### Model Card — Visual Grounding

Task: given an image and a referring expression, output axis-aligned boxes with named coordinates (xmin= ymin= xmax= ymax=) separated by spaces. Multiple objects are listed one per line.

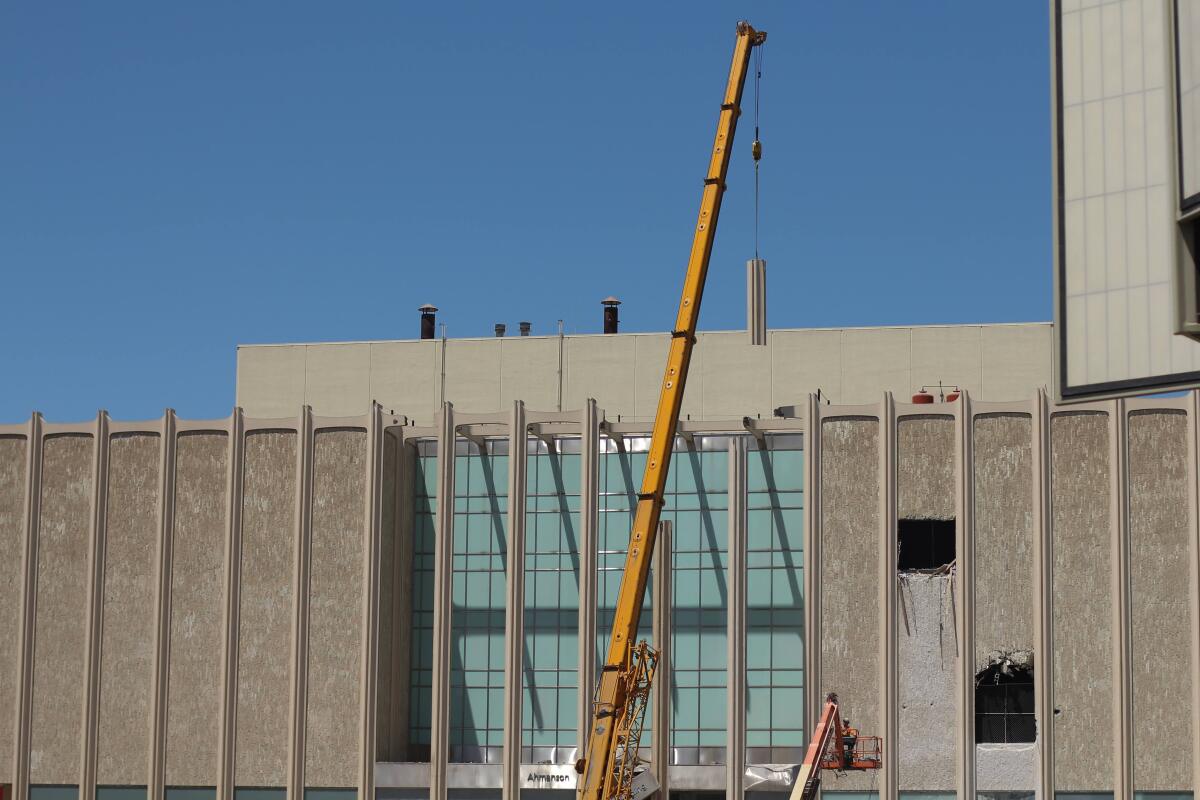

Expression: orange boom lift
xmin=789 ymin=693 xmax=882 ymax=800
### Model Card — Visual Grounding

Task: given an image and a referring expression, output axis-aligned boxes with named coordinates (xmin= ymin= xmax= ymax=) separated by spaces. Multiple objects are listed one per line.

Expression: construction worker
xmin=842 ymin=719 xmax=859 ymax=764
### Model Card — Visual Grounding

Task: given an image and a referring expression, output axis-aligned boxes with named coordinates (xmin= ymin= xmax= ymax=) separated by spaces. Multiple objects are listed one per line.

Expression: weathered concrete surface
xmin=97 ymin=433 xmax=160 ymax=783
xmin=305 ymin=429 xmax=367 ymax=786
xmin=897 ymin=415 xmax=955 ymax=520
xmin=1050 ymin=412 xmax=1112 ymax=790
xmin=30 ymin=434 xmax=93 ymax=782
xmin=165 ymin=432 xmax=228 ymax=785
xmin=1127 ymin=410 xmax=1192 ymax=790
xmin=235 ymin=431 xmax=297 ymax=786
xmin=976 ymin=742 xmax=1036 ymax=791
xmin=896 ymin=573 xmax=956 ymax=790
xmin=972 ymin=415 xmax=1034 ymax=674
xmin=972 ymin=414 xmax=1035 ymax=790
xmin=0 ymin=435 xmax=27 ymax=783
xmin=819 ymin=418 xmax=879 ymax=792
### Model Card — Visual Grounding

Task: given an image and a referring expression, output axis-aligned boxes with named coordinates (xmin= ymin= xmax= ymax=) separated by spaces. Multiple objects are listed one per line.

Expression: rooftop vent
xmin=419 ymin=304 xmax=438 ymax=340
xmin=519 ymin=321 xmax=531 ymax=336
xmin=602 ymin=296 xmax=621 ymax=334
xmin=495 ymin=323 xmax=506 ymax=337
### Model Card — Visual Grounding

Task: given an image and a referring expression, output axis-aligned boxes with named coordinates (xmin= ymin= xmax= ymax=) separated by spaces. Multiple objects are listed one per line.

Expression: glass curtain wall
xmin=449 ymin=439 xmax=509 ymax=763
xmin=745 ymin=435 xmax=805 ymax=764
xmin=522 ymin=437 xmax=581 ymax=764
xmin=665 ymin=437 xmax=729 ymax=766
xmin=407 ymin=441 xmax=438 ymax=760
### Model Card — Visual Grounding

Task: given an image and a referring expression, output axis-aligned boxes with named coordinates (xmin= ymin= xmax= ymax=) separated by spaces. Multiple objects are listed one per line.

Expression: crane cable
xmin=752 ymin=42 xmax=764 ymax=260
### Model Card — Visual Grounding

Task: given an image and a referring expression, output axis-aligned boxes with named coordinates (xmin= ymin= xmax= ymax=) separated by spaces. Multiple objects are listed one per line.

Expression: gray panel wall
xmin=305 ymin=429 xmax=368 ymax=787
xmin=165 ymin=432 xmax=229 ymax=786
xmin=30 ymin=434 xmax=94 ymax=783
xmin=818 ymin=418 xmax=879 ymax=792
xmin=235 ymin=431 xmax=298 ymax=787
xmin=896 ymin=416 xmax=955 ymax=790
xmin=96 ymin=433 xmax=161 ymax=784
xmin=0 ymin=435 xmax=27 ymax=784
xmin=1128 ymin=410 xmax=1193 ymax=791
xmin=1050 ymin=412 xmax=1113 ymax=790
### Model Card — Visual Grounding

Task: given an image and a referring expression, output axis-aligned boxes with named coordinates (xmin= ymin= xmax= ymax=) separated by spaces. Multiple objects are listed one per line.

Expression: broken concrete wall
xmin=896 ymin=415 xmax=956 ymax=789
xmin=819 ymin=417 xmax=879 ymax=792
xmin=1128 ymin=410 xmax=1193 ymax=791
xmin=897 ymin=573 xmax=956 ymax=790
xmin=1050 ymin=411 xmax=1112 ymax=791
xmin=972 ymin=414 xmax=1035 ymax=791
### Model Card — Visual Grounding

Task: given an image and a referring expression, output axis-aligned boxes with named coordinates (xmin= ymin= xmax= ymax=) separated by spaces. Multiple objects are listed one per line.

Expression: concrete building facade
xmin=0 ymin=322 xmax=1197 ymax=800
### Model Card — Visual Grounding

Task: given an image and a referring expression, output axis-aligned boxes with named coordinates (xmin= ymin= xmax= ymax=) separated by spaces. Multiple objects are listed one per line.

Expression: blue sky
xmin=1 ymin=3 xmax=1051 ymax=422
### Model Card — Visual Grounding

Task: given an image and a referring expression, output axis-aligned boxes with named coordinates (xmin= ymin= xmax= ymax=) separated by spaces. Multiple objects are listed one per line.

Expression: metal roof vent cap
xmin=602 ymin=296 xmax=621 ymax=334
xmin=419 ymin=304 xmax=438 ymax=340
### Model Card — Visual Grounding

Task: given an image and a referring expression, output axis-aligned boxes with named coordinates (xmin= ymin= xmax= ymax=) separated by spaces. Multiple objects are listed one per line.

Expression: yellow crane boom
xmin=575 ymin=21 xmax=766 ymax=800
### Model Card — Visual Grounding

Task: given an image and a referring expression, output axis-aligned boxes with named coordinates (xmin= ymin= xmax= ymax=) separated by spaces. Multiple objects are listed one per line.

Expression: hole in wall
xmin=898 ymin=518 xmax=955 ymax=571
xmin=975 ymin=661 xmax=1035 ymax=743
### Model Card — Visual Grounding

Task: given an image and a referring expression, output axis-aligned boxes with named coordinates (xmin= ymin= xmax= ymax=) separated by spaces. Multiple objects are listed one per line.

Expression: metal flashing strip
xmin=651 ymin=520 xmax=672 ymax=795
xmin=217 ymin=408 xmax=246 ymax=800
xmin=80 ymin=411 xmax=110 ymax=800
xmin=726 ymin=437 xmax=748 ymax=799
xmin=956 ymin=392 xmax=976 ymax=800
xmin=501 ymin=401 xmax=527 ymax=800
xmin=286 ymin=407 xmax=315 ymax=800
xmin=428 ymin=403 xmax=455 ymax=800
xmin=13 ymin=414 xmax=43 ymax=800
xmin=1110 ymin=400 xmax=1133 ymax=800
xmin=879 ymin=393 xmax=898 ymax=800
xmin=359 ymin=403 xmax=385 ymax=800
xmin=577 ymin=399 xmax=601 ymax=754
xmin=149 ymin=410 xmax=179 ymax=800
xmin=1032 ymin=389 xmax=1053 ymax=800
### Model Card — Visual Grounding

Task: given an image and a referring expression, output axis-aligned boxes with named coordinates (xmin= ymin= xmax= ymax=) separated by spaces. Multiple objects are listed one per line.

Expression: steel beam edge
xmin=501 ymin=401 xmax=527 ymax=800
xmin=802 ymin=393 xmax=821 ymax=800
xmin=651 ymin=520 xmax=672 ymax=795
xmin=287 ymin=406 xmax=316 ymax=800
xmin=1110 ymin=400 xmax=1133 ymax=800
xmin=359 ymin=402 xmax=386 ymax=800
xmin=148 ymin=410 xmax=178 ymax=800
xmin=577 ymin=399 xmax=601 ymax=758
xmin=429 ymin=403 xmax=455 ymax=800
xmin=13 ymin=413 xmax=44 ymax=800
xmin=1032 ymin=390 xmax=1054 ymax=800
xmin=879 ymin=393 xmax=898 ymax=800
xmin=217 ymin=408 xmax=247 ymax=800
xmin=955 ymin=392 xmax=976 ymax=800
xmin=80 ymin=411 xmax=110 ymax=800
xmin=726 ymin=436 xmax=748 ymax=799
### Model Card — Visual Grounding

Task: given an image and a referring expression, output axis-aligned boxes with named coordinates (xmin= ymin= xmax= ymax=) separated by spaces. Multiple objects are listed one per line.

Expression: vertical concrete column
xmin=359 ymin=403 xmax=386 ymax=800
xmin=878 ymin=394 xmax=898 ymax=800
xmin=287 ymin=407 xmax=315 ymax=800
xmin=429 ymin=403 xmax=456 ymax=800
xmin=577 ymin=400 xmax=601 ymax=753
xmin=726 ymin=437 xmax=747 ymax=799
xmin=1031 ymin=390 xmax=1053 ymax=800
xmin=1110 ymin=400 xmax=1133 ymax=800
xmin=218 ymin=408 xmax=247 ymax=800
xmin=1190 ymin=391 xmax=1200 ymax=796
xmin=802 ymin=395 xmax=821 ymax=749
xmin=502 ymin=402 xmax=528 ymax=800
xmin=13 ymin=413 xmax=44 ymax=800
xmin=651 ymin=521 xmax=672 ymax=795
xmin=954 ymin=393 xmax=976 ymax=800
xmin=149 ymin=410 xmax=179 ymax=800
xmin=746 ymin=259 xmax=767 ymax=346
xmin=80 ymin=411 xmax=111 ymax=800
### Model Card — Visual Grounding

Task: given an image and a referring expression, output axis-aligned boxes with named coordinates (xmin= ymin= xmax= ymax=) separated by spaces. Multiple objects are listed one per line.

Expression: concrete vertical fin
xmin=80 ymin=411 xmax=110 ymax=800
xmin=1110 ymin=400 xmax=1133 ymax=800
xmin=287 ymin=406 xmax=315 ymax=800
xmin=726 ymin=436 xmax=747 ymax=799
xmin=13 ymin=413 xmax=43 ymax=800
xmin=954 ymin=392 xmax=976 ymax=800
xmin=502 ymin=401 xmax=527 ymax=800
xmin=429 ymin=403 xmax=455 ymax=800
xmin=218 ymin=409 xmax=246 ymax=800
xmin=1032 ymin=390 xmax=1054 ymax=800
xmin=359 ymin=403 xmax=385 ymax=800
xmin=802 ymin=395 xmax=821 ymax=758
xmin=879 ymin=393 xmax=898 ymax=800
xmin=651 ymin=521 xmax=672 ymax=795
xmin=149 ymin=410 xmax=178 ymax=800
xmin=577 ymin=399 xmax=601 ymax=752
xmin=1190 ymin=390 xmax=1200 ymax=793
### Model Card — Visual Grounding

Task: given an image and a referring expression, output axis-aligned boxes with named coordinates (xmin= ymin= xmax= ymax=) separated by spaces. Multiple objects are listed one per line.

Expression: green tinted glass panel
xmin=96 ymin=790 xmax=146 ymax=800
xmin=31 ymin=788 xmax=79 ymax=800
xmin=165 ymin=790 xmax=216 ymax=800
xmin=407 ymin=445 xmax=438 ymax=750
xmin=304 ymin=791 xmax=356 ymax=800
